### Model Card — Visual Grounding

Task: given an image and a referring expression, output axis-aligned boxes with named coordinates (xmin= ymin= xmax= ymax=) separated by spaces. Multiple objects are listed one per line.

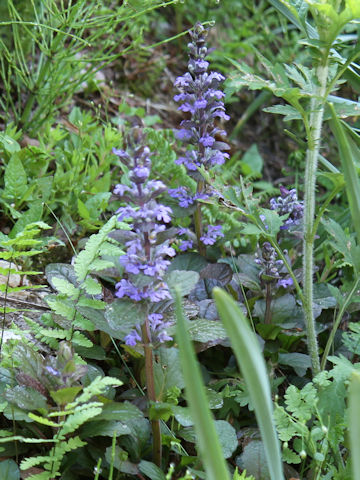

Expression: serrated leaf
xmin=77 ymin=297 xmax=104 ymax=309
xmin=28 ymin=413 xmax=61 ymax=427
xmin=45 ymin=296 xmax=76 ymax=322
xmin=74 ymin=216 xmax=117 ymax=282
xmin=88 ymin=258 xmax=115 ymax=271
xmin=263 ymin=104 xmax=302 ymax=121
xmin=51 ymin=277 xmax=79 ymax=298
xmin=282 ymin=447 xmax=301 ymax=464
xmin=71 ymin=331 xmax=93 ymax=347
xmin=68 ymin=376 xmax=122 ymax=408
xmin=4 ymin=155 xmax=27 ymax=199
xmin=82 ymin=275 xmax=102 ymax=295
xmin=50 ymin=387 xmax=82 ymax=406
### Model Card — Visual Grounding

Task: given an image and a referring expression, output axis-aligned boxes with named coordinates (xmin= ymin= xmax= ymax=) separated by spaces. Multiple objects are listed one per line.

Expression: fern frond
xmin=59 ymin=405 xmax=103 ymax=437
xmin=74 ymin=216 xmax=118 ymax=282
xmin=68 ymin=376 xmax=123 ymax=408
xmin=20 ymin=455 xmax=54 ymax=470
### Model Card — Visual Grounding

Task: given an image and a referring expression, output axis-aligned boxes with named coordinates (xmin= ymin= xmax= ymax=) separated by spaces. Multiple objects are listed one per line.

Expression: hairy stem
xmin=303 ymin=53 xmax=329 ymax=375
xmin=141 ymin=321 xmax=162 ymax=467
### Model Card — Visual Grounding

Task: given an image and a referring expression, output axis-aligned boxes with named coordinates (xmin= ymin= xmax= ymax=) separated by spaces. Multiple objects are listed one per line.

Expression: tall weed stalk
xmin=227 ymin=0 xmax=360 ymax=375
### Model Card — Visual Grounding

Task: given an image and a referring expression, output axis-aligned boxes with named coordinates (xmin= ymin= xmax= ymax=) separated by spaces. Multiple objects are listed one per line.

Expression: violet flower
xmin=270 ymin=186 xmax=304 ymax=229
xmin=200 ymin=225 xmax=224 ymax=245
xmin=113 ymin=133 xmax=176 ymax=346
xmin=125 ymin=313 xmax=173 ymax=347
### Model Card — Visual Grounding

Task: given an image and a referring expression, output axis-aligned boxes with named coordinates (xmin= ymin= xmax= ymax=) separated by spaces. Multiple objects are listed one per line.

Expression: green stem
xmin=303 ymin=53 xmax=330 ymax=375
xmin=141 ymin=321 xmax=162 ymax=467
xmin=264 ymin=283 xmax=272 ymax=324
xmin=320 ymin=277 xmax=360 ymax=370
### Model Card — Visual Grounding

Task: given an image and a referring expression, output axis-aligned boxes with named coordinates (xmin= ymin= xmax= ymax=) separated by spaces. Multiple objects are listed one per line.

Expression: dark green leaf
xmin=154 ymin=347 xmax=185 ymax=399
xmin=240 ymin=440 xmax=270 ymax=480
xmin=200 ymin=263 xmax=233 ymax=286
xmin=105 ymin=299 xmax=147 ymax=338
xmin=0 ymin=134 xmax=20 ymax=153
xmin=5 ymin=386 xmax=47 ymax=411
xmin=139 ymin=460 xmax=166 ymax=480
xmin=240 ymin=144 xmax=264 ymax=175
xmin=0 ymin=459 xmax=20 ymax=480
xmin=278 ymin=353 xmax=311 ymax=377
xmin=214 ymin=420 xmax=238 ymax=459
xmin=4 ymin=155 xmax=27 ymax=199
xmin=166 ymin=269 xmax=199 ymax=296
xmin=187 ymin=319 xmax=227 ymax=343
xmin=168 ymin=253 xmax=208 ymax=273
xmin=10 ymin=202 xmax=43 ymax=238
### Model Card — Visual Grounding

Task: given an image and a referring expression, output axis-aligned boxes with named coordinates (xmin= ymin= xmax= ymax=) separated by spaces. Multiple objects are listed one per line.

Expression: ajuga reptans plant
xmin=113 ymin=130 xmax=175 ymax=466
xmin=170 ymin=22 xmax=230 ymax=255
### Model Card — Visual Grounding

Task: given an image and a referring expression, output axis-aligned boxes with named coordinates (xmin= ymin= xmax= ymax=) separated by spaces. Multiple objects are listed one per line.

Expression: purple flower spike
xmin=113 ymin=131 xmax=175 ymax=345
xmin=255 ymin=242 xmax=284 ymax=281
xmin=172 ymin=23 xmax=229 ymax=249
xmin=173 ymin=22 xmax=230 ymax=175
xmin=270 ymin=187 xmax=304 ymax=229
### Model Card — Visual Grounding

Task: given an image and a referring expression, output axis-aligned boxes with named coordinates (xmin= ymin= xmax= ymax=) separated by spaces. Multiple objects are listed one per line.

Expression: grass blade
xmin=329 ymin=103 xmax=360 ymax=245
xmin=174 ymin=288 xmax=230 ymax=480
xmin=349 ymin=371 xmax=360 ymax=480
xmin=213 ymin=287 xmax=284 ymax=480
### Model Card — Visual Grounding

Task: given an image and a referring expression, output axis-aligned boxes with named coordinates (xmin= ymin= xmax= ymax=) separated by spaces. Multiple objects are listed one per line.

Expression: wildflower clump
xmin=113 ymin=131 xmax=175 ymax=346
xmin=170 ymin=22 xmax=230 ymax=252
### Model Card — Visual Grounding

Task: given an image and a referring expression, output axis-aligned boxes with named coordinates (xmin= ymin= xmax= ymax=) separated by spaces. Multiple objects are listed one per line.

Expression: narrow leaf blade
xmin=175 ymin=289 xmax=230 ymax=480
xmin=349 ymin=371 xmax=360 ymax=480
xmin=329 ymin=104 xmax=360 ymax=244
xmin=213 ymin=288 xmax=284 ymax=480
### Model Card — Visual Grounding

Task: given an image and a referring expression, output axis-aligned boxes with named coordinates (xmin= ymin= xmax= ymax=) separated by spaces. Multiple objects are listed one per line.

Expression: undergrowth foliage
xmin=1 ymin=3 xmax=360 ymax=480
